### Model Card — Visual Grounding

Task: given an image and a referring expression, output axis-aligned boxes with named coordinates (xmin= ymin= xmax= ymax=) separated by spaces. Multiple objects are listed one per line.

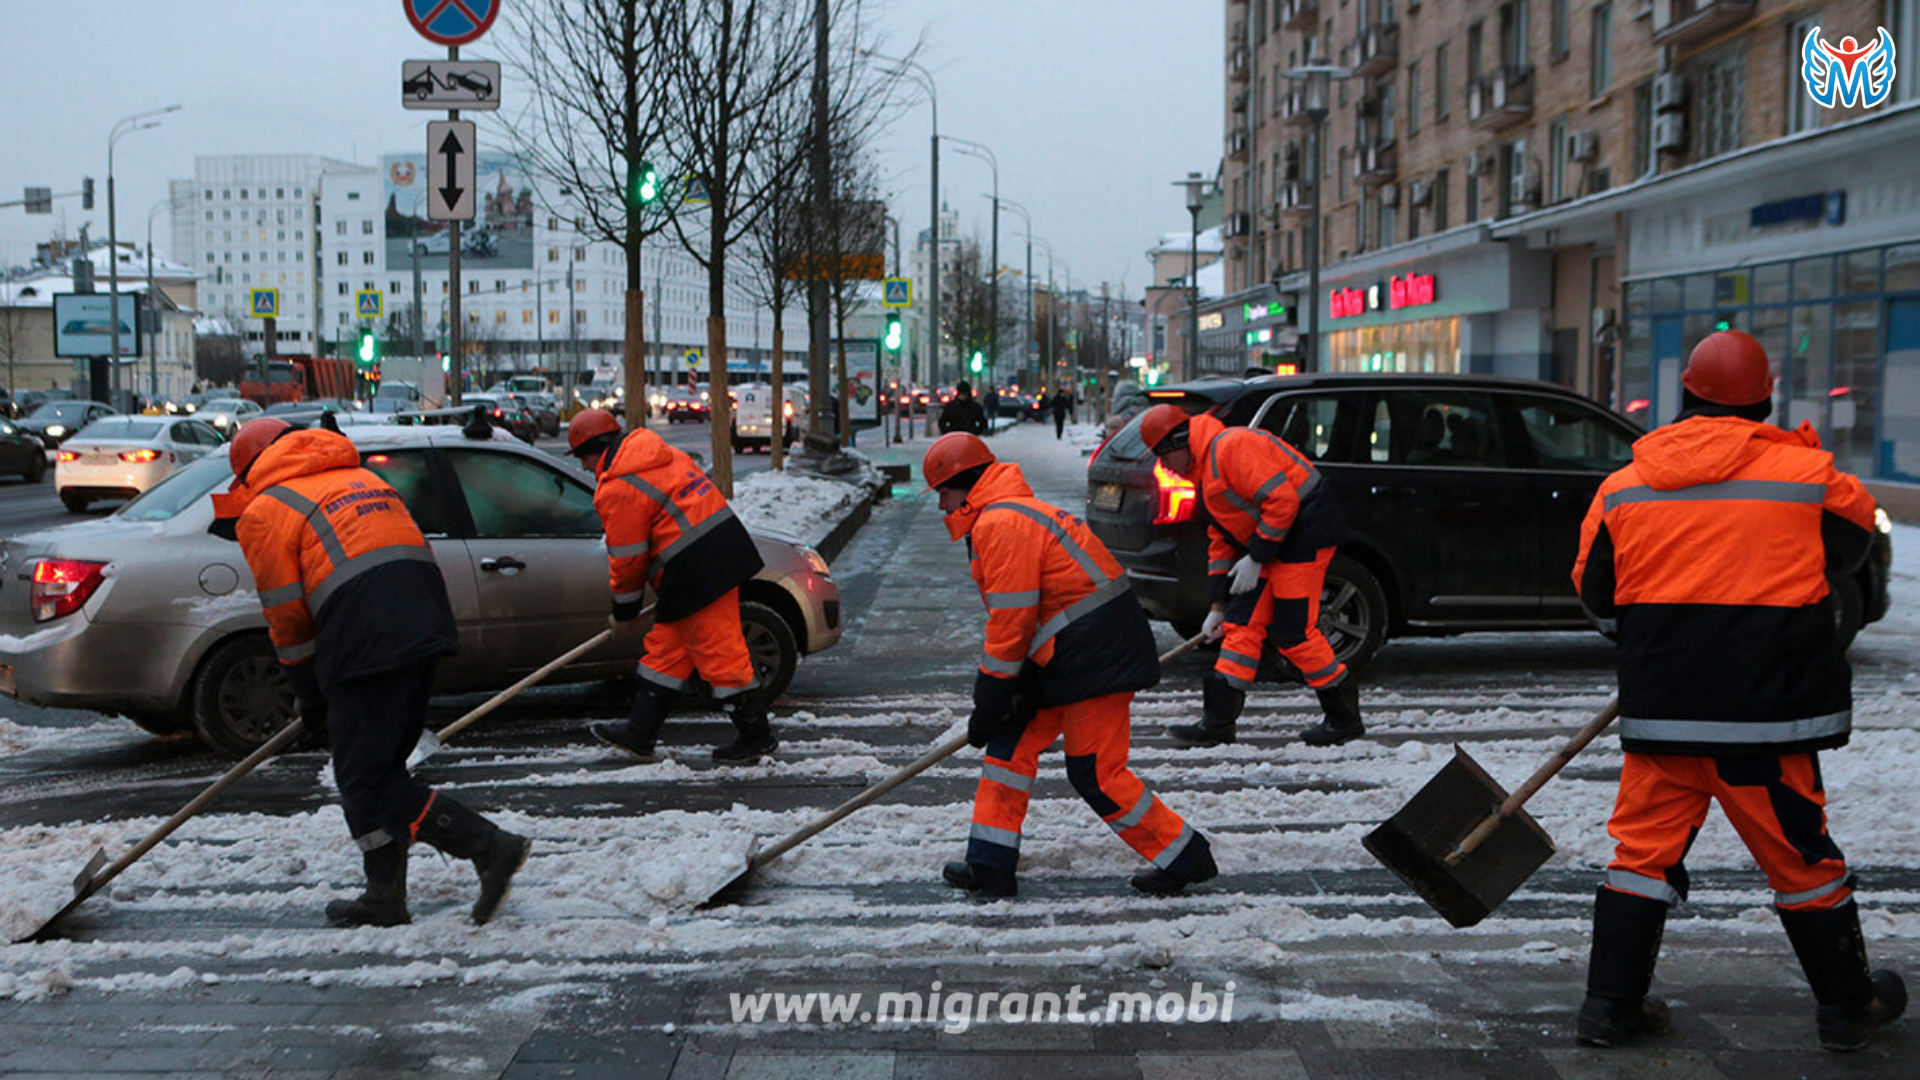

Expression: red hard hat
xmin=228 ymin=417 xmax=293 ymax=482
xmin=922 ymin=432 xmax=996 ymax=489
xmin=1683 ymin=330 xmax=1774 ymax=406
xmin=1138 ymin=403 xmax=1192 ymax=455
xmin=567 ymin=407 xmax=622 ymax=452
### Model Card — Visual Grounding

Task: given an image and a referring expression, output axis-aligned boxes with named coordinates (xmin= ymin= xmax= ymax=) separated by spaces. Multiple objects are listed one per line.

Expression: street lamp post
xmin=145 ymin=195 xmax=190 ymax=401
xmin=944 ymin=137 xmax=998 ymax=385
xmin=989 ymin=195 xmax=1034 ymax=389
xmin=1284 ymin=61 xmax=1351 ymax=373
xmin=1173 ymin=173 xmax=1210 ymax=381
xmin=869 ymin=53 xmax=939 ymax=388
xmin=107 ymin=105 xmax=180 ymax=406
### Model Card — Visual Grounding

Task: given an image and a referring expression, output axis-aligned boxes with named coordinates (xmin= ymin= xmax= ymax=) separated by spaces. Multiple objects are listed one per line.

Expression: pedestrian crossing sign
xmin=355 ymin=291 xmax=383 ymax=319
xmin=249 ymin=289 xmax=280 ymax=319
xmin=882 ymin=277 xmax=912 ymax=308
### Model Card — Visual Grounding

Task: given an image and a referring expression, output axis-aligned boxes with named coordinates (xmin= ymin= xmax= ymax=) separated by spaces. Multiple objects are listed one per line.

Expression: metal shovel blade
xmin=1362 ymin=745 xmax=1555 ymax=928
xmin=405 ymin=729 xmax=444 ymax=771
xmin=72 ymin=848 xmax=107 ymax=896
xmin=696 ymin=838 xmax=763 ymax=910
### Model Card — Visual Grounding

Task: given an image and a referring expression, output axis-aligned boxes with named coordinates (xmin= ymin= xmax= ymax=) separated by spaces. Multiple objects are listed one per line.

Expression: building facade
xmin=1219 ymin=0 xmax=1920 ymax=481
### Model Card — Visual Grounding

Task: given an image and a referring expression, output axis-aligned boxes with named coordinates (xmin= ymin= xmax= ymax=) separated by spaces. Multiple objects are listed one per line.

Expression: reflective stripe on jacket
xmin=231 ymin=429 xmax=445 ymax=670
xmin=946 ymin=462 xmax=1159 ymax=707
xmin=593 ymin=427 xmax=762 ymax=623
xmin=1188 ymin=413 xmax=1347 ymax=601
xmin=1573 ymin=415 xmax=1878 ymax=754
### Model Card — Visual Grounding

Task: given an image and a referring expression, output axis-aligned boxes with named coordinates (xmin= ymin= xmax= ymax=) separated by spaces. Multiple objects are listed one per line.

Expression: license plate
xmin=84 ymin=454 xmax=116 ymax=466
xmin=1092 ymin=483 xmax=1124 ymax=512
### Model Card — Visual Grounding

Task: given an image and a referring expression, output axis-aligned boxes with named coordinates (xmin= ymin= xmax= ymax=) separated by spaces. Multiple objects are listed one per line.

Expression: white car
xmin=731 ymin=383 xmax=806 ymax=452
xmin=54 ymin=415 xmax=226 ymax=513
xmin=196 ymin=398 xmax=264 ymax=436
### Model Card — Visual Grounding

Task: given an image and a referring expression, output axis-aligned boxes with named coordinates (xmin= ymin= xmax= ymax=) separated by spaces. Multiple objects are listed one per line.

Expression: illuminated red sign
xmin=1389 ymin=273 xmax=1437 ymax=310
xmin=1329 ymin=287 xmax=1367 ymax=319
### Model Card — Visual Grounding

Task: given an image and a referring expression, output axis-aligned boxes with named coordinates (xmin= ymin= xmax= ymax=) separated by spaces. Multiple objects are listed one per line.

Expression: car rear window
xmin=77 ymin=419 xmax=163 ymax=440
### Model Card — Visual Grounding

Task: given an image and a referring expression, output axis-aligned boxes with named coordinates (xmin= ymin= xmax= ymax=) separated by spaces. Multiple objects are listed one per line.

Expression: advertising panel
xmin=383 ymin=152 xmax=536 ymax=270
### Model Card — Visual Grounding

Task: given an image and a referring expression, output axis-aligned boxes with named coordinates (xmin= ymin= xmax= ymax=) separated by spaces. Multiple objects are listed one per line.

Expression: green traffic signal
xmin=969 ymin=350 xmax=984 ymax=374
xmin=632 ymin=160 xmax=659 ymax=205
xmin=356 ymin=331 xmax=379 ymax=366
xmin=883 ymin=314 xmax=903 ymax=353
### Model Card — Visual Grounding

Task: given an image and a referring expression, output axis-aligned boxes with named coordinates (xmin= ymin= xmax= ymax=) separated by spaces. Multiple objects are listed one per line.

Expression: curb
xmin=815 ymin=494 xmax=875 ymax=565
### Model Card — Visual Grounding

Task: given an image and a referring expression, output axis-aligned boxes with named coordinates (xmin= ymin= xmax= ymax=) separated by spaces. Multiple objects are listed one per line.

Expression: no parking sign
xmin=404 ymin=0 xmax=499 ymax=47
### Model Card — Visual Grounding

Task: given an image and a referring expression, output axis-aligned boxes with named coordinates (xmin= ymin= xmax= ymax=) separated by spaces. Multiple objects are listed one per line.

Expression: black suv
xmin=1085 ymin=373 xmax=1892 ymax=671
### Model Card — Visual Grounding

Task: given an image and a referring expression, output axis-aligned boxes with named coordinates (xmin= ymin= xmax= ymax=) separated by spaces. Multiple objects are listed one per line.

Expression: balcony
xmin=1229 ymin=43 xmax=1250 ymax=82
xmin=1227 ymin=128 xmax=1250 ymax=160
xmin=1280 ymin=87 xmax=1313 ymax=128
xmin=1651 ymin=0 xmax=1756 ymax=47
xmin=1351 ymin=23 xmax=1399 ymax=78
xmin=1281 ymin=0 xmax=1318 ymax=31
xmin=1354 ymin=140 xmax=1397 ymax=186
xmin=1278 ymin=181 xmax=1313 ymax=218
xmin=1468 ymin=67 xmax=1534 ymax=132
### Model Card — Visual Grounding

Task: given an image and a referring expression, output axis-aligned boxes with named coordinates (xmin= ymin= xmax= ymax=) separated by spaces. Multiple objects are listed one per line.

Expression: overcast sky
xmin=0 ymin=0 xmax=1222 ymax=296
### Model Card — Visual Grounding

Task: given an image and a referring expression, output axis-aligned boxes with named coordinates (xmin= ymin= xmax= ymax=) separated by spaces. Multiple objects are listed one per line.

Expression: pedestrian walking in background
xmin=1138 ymin=403 xmax=1361 ymax=747
xmin=214 ymin=418 xmax=531 ymax=928
xmin=1570 ymin=330 xmax=1904 ymax=1052
xmin=981 ymin=385 xmax=1001 ymax=434
xmin=1050 ymin=386 xmax=1073 ymax=440
xmin=567 ymin=409 xmax=778 ymax=764
xmin=924 ymin=433 xmax=1218 ymax=898
xmin=939 ymin=379 xmax=988 ymax=435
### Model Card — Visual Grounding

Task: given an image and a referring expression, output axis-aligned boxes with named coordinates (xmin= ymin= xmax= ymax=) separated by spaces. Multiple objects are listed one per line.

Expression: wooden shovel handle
xmin=429 ymin=624 xmax=625 ymax=747
xmin=1445 ymin=696 xmax=1620 ymax=865
xmin=1159 ymin=632 xmax=1209 ymax=665
xmin=748 ymin=731 xmax=972 ymax=871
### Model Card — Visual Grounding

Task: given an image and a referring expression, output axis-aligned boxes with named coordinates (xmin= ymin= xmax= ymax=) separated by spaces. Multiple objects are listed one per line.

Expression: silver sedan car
xmin=0 ymin=425 xmax=843 ymax=756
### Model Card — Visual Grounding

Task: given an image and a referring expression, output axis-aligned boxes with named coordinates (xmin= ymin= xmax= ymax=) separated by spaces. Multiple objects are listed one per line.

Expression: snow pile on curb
xmin=732 ymin=467 xmax=873 ymax=548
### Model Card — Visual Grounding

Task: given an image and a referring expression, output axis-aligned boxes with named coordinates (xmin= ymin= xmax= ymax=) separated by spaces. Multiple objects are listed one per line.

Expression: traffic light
xmin=631 ymin=160 xmax=659 ymax=206
xmin=81 ymin=177 xmax=95 ymax=211
xmin=969 ymin=350 xmax=984 ymax=374
xmin=883 ymin=313 xmax=903 ymax=353
xmin=356 ymin=330 xmax=380 ymax=368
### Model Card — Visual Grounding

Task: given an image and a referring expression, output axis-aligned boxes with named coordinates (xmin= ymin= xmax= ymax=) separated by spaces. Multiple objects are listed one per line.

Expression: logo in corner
xmin=1801 ymin=26 xmax=1898 ymax=110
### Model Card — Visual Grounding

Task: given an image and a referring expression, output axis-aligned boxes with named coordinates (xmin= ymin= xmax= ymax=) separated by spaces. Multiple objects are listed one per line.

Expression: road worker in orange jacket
xmin=566 ymin=409 xmax=774 ymax=763
xmin=214 ymin=418 xmax=531 ymax=928
xmin=1137 ymin=404 xmax=1361 ymax=747
xmin=1570 ymin=330 xmax=1903 ymax=1051
xmin=926 ymin=433 xmax=1217 ymax=897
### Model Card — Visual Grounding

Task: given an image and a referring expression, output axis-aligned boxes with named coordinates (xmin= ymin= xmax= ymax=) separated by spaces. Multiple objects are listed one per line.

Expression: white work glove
xmin=1228 ymin=554 xmax=1263 ymax=596
xmin=1201 ymin=608 xmax=1227 ymax=642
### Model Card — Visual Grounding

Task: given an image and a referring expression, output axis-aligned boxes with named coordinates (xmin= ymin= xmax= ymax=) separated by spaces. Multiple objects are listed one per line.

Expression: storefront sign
xmin=1389 ymin=272 xmax=1437 ymax=310
xmin=1198 ymin=311 xmax=1225 ymax=331
xmin=1749 ymin=191 xmax=1846 ymax=229
xmin=1331 ymin=273 xmax=1438 ymax=318
xmin=1243 ymin=300 xmax=1286 ymax=321
xmin=1329 ymin=287 xmax=1367 ymax=319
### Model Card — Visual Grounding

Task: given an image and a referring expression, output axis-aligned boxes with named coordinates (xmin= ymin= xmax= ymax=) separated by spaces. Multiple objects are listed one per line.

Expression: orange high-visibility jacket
xmin=1188 ymin=413 xmax=1346 ymax=601
xmin=1573 ymin=415 xmax=1878 ymax=755
xmin=948 ymin=462 xmax=1159 ymax=706
xmin=593 ymin=427 xmax=761 ymax=623
xmin=231 ymin=429 xmax=449 ymax=675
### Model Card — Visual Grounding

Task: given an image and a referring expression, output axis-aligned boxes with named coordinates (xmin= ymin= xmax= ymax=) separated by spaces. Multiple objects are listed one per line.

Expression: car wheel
xmin=1320 ymin=554 xmax=1389 ymax=672
xmin=739 ymin=599 xmax=798 ymax=704
xmin=191 ymin=635 xmax=299 ymax=758
xmin=60 ymin=491 xmax=89 ymax=513
xmin=24 ymin=454 xmax=46 ymax=482
xmin=1827 ymin=571 xmax=1864 ymax=652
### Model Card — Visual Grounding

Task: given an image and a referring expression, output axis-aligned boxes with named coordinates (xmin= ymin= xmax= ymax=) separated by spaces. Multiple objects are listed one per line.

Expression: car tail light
xmin=119 ymin=448 xmax=162 ymax=463
xmin=55 ymin=450 xmax=79 ymax=462
xmin=492 ymin=408 xmax=504 ymax=418
xmin=31 ymin=559 xmax=109 ymax=623
xmin=1151 ymin=461 xmax=1197 ymax=525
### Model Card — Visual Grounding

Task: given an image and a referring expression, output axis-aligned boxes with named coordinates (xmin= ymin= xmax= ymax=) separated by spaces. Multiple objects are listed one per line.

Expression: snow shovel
xmin=697 ymin=632 xmax=1210 ymax=907
xmin=21 ymin=716 xmax=310 ymax=943
xmin=1362 ymin=696 xmax=1620 ymax=929
xmin=407 ymin=622 xmax=632 ymax=769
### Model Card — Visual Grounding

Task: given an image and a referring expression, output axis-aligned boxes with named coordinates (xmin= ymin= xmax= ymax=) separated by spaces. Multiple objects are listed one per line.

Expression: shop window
xmin=1792 ymin=256 xmax=1833 ymax=302
xmin=1831 ymin=300 xmax=1880 ymax=474
xmin=1786 ymin=303 xmax=1831 ymax=432
xmin=1887 ymin=296 xmax=1920 ymax=480
xmin=1683 ymin=273 xmax=1714 ymax=312
xmin=1753 ymin=261 xmax=1791 ymax=306
xmin=1513 ymin=397 xmax=1635 ymax=472
xmin=1649 ymin=277 xmax=1683 ymax=311
xmin=1839 ymin=250 xmax=1881 ymax=296
xmin=1888 ymin=245 xmax=1920 ymax=292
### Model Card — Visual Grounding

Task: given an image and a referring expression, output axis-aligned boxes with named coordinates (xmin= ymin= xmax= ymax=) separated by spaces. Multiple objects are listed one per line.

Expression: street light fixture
xmin=943 ymin=136 xmax=999 ymax=385
xmin=1284 ymin=61 xmax=1351 ymax=373
xmin=106 ymin=105 xmax=181 ymax=406
xmin=987 ymin=194 xmax=1034 ymax=387
xmin=1173 ymin=172 xmax=1212 ymax=381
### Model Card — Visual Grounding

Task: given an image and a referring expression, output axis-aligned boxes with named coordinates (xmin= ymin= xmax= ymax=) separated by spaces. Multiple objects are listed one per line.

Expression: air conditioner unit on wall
xmin=1410 ymin=179 xmax=1432 ymax=207
xmin=1652 ymin=72 xmax=1687 ymax=113
xmin=1653 ymin=112 xmax=1686 ymax=152
xmin=1569 ymin=129 xmax=1600 ymax=162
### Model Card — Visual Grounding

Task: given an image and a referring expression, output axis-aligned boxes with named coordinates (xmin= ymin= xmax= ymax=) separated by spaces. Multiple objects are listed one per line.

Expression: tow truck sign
xmin=402 ymin=60 xmax=501 ymax=111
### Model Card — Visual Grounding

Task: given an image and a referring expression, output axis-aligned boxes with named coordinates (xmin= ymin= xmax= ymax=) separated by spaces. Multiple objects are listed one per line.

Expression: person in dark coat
xmin=938 ymin=380 xmax=988 ymax=435
xmin=1051 ymin=386 xmax=1074 ymax=439
xmin=981 ymin=385 xmax=1001 ymax=433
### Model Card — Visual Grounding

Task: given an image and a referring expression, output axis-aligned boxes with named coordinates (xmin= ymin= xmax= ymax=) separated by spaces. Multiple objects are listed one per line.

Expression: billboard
xmin=382 ymin=152 xmax=536 ymax=270
xmin=52 ymin=294 xmax=140 ymax=358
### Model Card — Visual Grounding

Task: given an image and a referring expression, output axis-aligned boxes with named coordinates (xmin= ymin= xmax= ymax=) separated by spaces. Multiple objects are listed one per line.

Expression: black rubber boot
xmin=325 ymin=841 xmax=411 ymax=928
xmin=1301 ymin=675 xmax=1365 ymax=746
xmin=1781 ymin=901 xmax=1909 ymax=1051
xmin=1576 ymin=887 xmax=1673 ymax=1047
xmin=713 ymin=698 xmax=778 ymax=763
xmin=1131 ymin=833 xmax=1219 ymax=896
xmin=943 ymin=860 xmax=1017 ymax=898
xmin=1169 ymin=673 xmax=1243 ymax=746
xmin=590 ymin=684 xmax=671 ymax=763
xmin=415 ymin=795 xmax=533 ymax=926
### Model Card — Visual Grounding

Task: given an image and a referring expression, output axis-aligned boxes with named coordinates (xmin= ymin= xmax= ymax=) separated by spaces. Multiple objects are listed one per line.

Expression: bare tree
xmin=196 ymin=313 xmax=248 ymax=387
xmin=939 ymin=241 xmax=996 ymax=378
xmin=498 ymin=0 xmax=675 ymax=430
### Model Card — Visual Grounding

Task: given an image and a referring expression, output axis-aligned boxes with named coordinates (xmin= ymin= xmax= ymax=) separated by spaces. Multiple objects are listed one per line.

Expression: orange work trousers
xmin=1216 ymin=546 xmax=1344 ymax=691
xmin=1604 ymin=751 xmax=1852 ymax=911
xmin=966 ymin=692 xmax=1199 ymax=874
xmin=636 ymin=587 xmax=757 ymax=700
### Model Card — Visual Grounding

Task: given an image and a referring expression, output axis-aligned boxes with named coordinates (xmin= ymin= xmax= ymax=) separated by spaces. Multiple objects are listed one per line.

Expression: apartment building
xmin=1218 ymin=0 xmax=1920 ymax=482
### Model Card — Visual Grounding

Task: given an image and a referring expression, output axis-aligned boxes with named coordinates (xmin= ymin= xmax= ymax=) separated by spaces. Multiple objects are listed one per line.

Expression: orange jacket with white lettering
xmin=1573 ymin=415 xmax=1877 ymax=755
xmin=591 ymin=427 xmax=763 ymax=623
xmin=229 ymin=429 xmax=455 ymax=684
xmin=946 ymin=462 xmax=1159 ymax=707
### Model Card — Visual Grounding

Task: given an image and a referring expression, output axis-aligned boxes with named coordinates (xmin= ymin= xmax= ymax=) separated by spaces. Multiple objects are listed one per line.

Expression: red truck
xmin=239 ymin=356 xmax=357 ymax=407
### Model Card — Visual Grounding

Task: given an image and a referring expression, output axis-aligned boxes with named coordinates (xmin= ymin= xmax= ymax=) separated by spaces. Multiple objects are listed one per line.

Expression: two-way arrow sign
xmin=426 ymin=119 xmax=476 ymax=222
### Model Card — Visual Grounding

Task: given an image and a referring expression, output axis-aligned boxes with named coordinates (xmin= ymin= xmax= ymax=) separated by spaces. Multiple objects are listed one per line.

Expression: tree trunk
xmin=769 ymin=321 xmax=786 ymax=470
xmin=835 ymin=311 xmax=850 ymax=448
xmin=624 ymin=288 xmax=647 ymax=429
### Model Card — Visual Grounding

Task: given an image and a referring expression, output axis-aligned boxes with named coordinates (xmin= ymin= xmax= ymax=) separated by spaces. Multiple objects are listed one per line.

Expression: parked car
xmin=1085 ymin=373 xmax=1893 ymax=673
xmin=464 ymin=393 xmax=538 ymax=442
xmin=196 ymin=397 xmax=265 ymax=436
xmin=18 ymin=400 xmax=119 ymax=449
xmin=0 ymin=425 xmax=844 ymax=757
xmin=521 ymin=392 xmax=563 ymax=437
xmin=264 ymin=397 xmax=357 ymax=419
xmin=54 ymin=415 xmax=226 ymax=512
xmin=0 ymin=417 xmax=47 ymax=482
xmin=664 ymin=386 xmax=710 ymax=423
